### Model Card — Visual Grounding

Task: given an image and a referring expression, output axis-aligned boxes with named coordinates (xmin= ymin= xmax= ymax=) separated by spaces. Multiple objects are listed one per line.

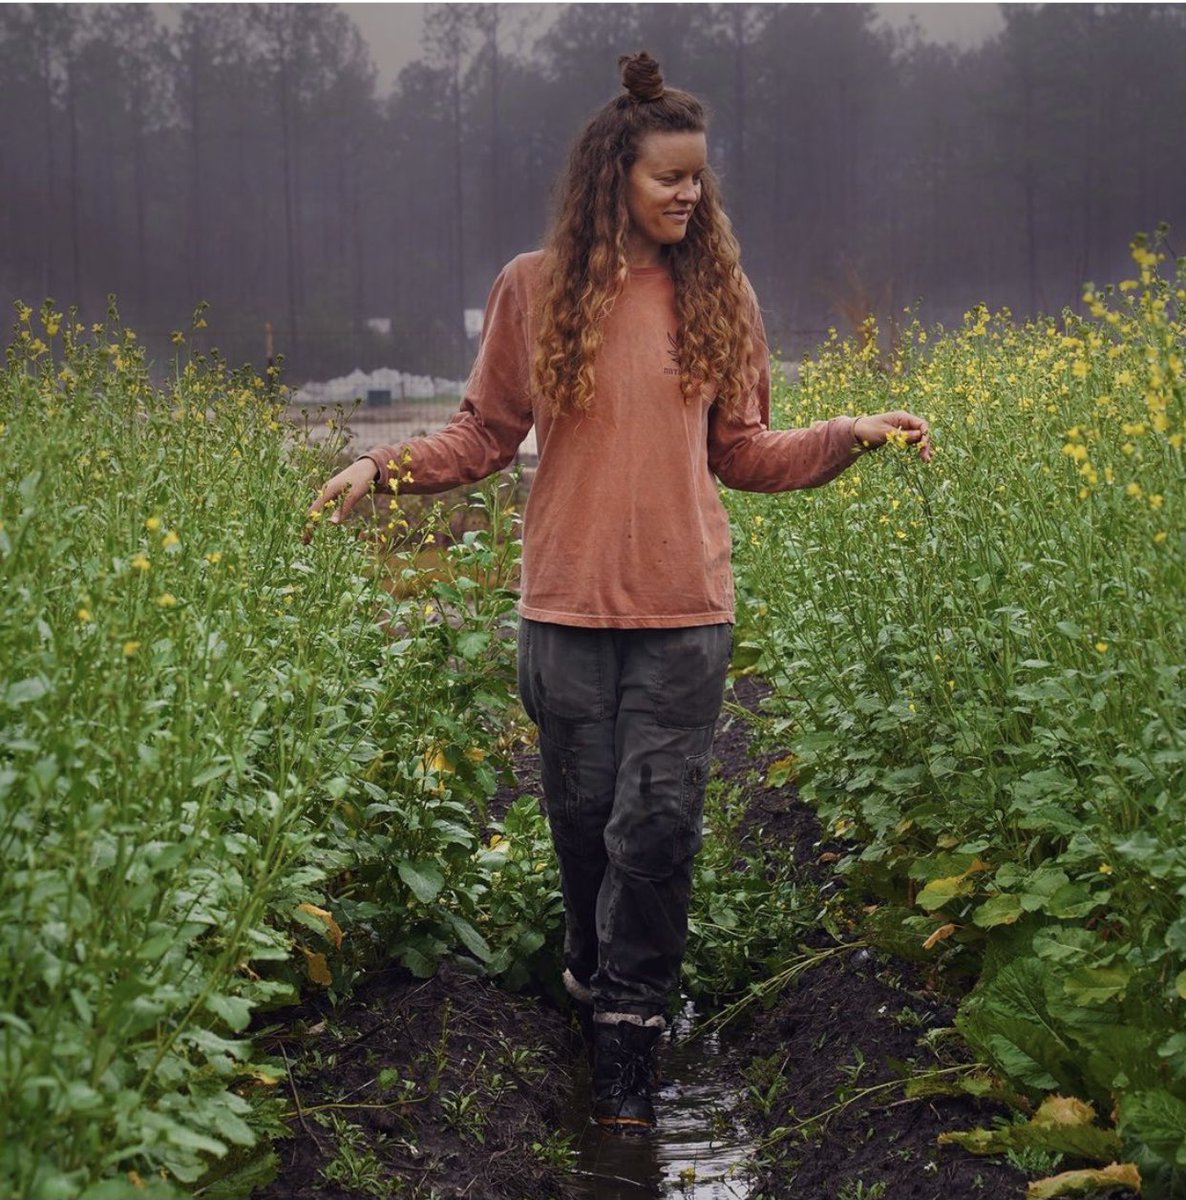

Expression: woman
xmin=310 ymin=51 xmax=930 ymax=1135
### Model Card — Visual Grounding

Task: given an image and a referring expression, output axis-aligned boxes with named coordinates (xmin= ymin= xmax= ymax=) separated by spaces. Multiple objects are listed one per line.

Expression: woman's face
xmin=623 ymin=130 xmax=707 ymax=267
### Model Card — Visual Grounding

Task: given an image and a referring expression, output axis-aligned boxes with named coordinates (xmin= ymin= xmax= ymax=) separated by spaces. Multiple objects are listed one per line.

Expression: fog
xmin=2 ymin=3 xmax=1182 ymax=381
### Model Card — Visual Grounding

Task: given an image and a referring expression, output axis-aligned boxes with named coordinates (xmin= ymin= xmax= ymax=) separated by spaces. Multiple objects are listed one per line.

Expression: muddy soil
xmin=256 ymin=967 xmax=579 ymax=1200
xmin=257 ymin=678 xmax=1074 ymax=1200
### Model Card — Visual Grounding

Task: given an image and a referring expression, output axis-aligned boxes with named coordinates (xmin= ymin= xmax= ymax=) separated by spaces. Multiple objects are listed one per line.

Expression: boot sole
xmin=593 ymin=1115 xmax=655 ymax=1136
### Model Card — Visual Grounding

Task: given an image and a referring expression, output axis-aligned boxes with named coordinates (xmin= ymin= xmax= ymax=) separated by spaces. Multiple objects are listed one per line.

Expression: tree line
xmin=1 ymin=3 xmax=1183 ymax=381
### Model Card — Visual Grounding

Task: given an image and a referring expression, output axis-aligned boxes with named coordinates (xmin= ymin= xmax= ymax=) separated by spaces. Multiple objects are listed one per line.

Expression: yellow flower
xmin=130 ymin=553 xmax=150 ymax=571
xmin=122 ymin=640 xmax=141 ymax=656
xmin=77 ymin=608 xmax=92 ymax=622
xmin=1154 ymin=531 xmax=1168 ymax=544
xmin=205 ymin=551 xmax=223 ymax=564
xmin=156 ymin=593 xmax=177 ymax=607
xmin=1149 ymin=494 xmax=1164 ymax=509
xmin=171 ymin=331 xmax=185 ymax=345
xmin=145 ymin=516 xmax=161 ymax=532
xmin=1125 ymin=482 xmax=1143 ymax=498
xmin=162 ymin=530 xmax=180 ymax=548
xmin=1095 ymin=641 xmax=1108 ymax=653
xmin=1098 ymin=863 xmax=1113 ymax=875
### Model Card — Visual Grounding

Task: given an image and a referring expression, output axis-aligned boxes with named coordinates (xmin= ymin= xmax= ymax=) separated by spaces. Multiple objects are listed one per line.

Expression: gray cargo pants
xmin=516 ymin=617 xmax=732 ymax=1017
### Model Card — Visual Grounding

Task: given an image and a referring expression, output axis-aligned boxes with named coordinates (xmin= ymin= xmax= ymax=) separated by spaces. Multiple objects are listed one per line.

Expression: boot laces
xmin=610 ymin=1047 xmax=652 ymax=1098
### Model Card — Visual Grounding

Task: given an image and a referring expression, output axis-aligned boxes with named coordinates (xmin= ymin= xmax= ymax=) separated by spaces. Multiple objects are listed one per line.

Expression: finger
xmin=332 ymin=478 xmax=371 ymax=524
xmin=308 ymin=478 xmax=343 ymax=518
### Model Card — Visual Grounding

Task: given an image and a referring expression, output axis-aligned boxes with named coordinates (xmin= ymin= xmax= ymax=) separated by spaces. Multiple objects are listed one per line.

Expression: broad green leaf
xmin=455 ymin=630 xmax=491 ymax=659
xmin=1063 ymin=966 xmax=1130 ymax=1006
xmin=445 ymin=911 xmax=493 ymax=962
xmin=399 ymin=944 xmax=437 ymax=978
xmin=165 ymin=1123 xmax=227 ymax=1155
xmin=398 ymin=860 xmax=445 ymax=904
xmin=973 ymin=893 xmax=1024 ymax=928
xmin=1119 ymin=1089 xmax=1186 ymax=1162
xmin=5 ymin=676 xmax=49 ymax=706
xmin=205 ymin=993 xmax=253 ymax=1032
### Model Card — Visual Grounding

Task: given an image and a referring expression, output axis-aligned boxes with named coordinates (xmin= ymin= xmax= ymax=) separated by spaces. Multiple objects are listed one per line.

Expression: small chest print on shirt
xmin=663 ymin=331 xmax=681 ymax=376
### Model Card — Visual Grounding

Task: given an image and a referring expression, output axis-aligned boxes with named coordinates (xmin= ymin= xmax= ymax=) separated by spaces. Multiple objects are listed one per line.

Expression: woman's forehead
xmin=634 ymin=130 xmax=707 ymax=170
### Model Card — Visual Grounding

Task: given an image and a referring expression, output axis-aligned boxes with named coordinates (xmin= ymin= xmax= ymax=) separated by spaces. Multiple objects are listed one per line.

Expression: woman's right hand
xmin=305 ymin=457 xmax=380 ymax=538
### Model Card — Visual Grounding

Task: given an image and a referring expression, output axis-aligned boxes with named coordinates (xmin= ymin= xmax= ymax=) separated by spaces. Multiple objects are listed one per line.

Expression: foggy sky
xmin=340 ymin=2 xmax=1008 ymax=90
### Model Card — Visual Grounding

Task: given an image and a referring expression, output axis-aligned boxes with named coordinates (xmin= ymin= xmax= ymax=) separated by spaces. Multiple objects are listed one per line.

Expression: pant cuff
xmin=594 ymin=1010 xmax=667 ymax=1029
xmin=563 ymin=968 xmax=594 ymax=1006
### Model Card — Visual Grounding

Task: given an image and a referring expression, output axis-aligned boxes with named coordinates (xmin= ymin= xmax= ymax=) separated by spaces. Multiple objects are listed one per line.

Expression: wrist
xmin=357 ymin=454 xmax=383 ymax=484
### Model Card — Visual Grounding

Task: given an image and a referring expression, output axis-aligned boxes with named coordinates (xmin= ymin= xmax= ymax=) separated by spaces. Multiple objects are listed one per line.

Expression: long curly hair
xmin=531 ymin=52 xmax=757 ymax=420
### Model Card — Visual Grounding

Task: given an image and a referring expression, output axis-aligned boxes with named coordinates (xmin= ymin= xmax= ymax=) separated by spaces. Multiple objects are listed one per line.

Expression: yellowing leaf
xmin=424 ymin=747 xmax=453 ymax=774
xmin=300 ymin=946 xmax=332 ymax=986
xmin=297 ymin=902 xmax=343 ymax=949
xmin=916 ymin=857 xmax=992 ymax=911
xmin=241 ymin=1064 xmax=282 ymax=1086
xmin=1034 ymin=1095 xmax=1098 ymax=1127
xmin=1026 ymin=1162 xmax=1140 ymax=1199
xmin=765 ymin=754 xmax=798 ymax=788
xmin=916 ymin=875 xmax=975 ymax=910
xmin=923 ymin=922 xmax=958 ymax=950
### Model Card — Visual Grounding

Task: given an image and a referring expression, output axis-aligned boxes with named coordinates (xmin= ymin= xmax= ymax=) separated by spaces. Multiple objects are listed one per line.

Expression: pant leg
xmin=592 ymin=624 xmax=733 ymax=1017
xmin=516 ymin=618 xmax=618 ymax=988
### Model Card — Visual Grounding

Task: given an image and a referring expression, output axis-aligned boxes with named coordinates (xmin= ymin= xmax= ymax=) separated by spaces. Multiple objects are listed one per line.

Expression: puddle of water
xmin=561 ymin=999 xmax=753 ymax=1200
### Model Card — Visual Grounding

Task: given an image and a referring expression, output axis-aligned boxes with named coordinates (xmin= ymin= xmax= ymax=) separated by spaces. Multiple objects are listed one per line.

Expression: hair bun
xmin=619 ymin=51 xmax=664 ymax=102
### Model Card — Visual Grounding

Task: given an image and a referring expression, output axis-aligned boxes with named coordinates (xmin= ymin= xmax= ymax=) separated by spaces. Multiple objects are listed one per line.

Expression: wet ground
xmin=258 ymin=679 xmax=1045 ymax=1200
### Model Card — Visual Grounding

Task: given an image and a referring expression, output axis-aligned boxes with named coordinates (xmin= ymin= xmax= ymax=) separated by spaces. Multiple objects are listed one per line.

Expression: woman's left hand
xmin=853 ymin=411 xmax=932 ymax=463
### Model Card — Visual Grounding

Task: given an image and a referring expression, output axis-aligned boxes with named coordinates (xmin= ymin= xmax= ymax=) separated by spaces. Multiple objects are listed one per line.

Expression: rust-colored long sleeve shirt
xmin=362 ymin=251 xmax=861 ymax=629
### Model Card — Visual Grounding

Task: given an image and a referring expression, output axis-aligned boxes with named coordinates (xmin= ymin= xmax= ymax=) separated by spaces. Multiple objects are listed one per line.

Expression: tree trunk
xmin=731 ymin=6 xmax=746 ymax=223
xmin=279 ymin=51 xmax=298 ymax=347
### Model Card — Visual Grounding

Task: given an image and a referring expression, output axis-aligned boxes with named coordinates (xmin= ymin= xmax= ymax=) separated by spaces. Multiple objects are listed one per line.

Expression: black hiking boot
xmin=591 ymin=1018 xmax=663 ymax=1135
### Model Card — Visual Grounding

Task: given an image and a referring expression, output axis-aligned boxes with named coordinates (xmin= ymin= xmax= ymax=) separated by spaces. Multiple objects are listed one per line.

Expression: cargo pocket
xmin=674 ymin=748 xmax=711 ymax=866
xmin=538 ymin=734 xmax=582 ymax=847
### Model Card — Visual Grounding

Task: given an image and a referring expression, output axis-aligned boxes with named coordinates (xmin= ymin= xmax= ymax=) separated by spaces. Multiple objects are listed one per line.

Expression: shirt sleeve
xmin=360 ymin=259 xmax=535 ymax=495
xmin=707 ymin=292 xmax=862 ymax=493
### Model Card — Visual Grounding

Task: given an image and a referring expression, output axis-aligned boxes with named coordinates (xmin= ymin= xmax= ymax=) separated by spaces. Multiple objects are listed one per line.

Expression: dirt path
xmin=257 ymin=680 xmax=1038 ymax=1200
